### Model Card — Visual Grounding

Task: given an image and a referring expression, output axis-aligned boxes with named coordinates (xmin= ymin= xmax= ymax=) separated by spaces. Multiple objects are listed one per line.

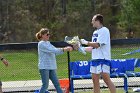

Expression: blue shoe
xmin=78 ymin=46 xmax=86 ymax=55
xmin=34 ymin=90 xmax=39 ymax=93
xmin=34 ymin=90 xmax=50 ymax=93
xmin=45 ymin=90 xmax=50 ymax=93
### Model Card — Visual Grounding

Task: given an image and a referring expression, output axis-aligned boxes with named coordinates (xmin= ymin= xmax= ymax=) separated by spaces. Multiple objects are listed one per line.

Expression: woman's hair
xmin=36 ymin=28 xmax=49 ymax=41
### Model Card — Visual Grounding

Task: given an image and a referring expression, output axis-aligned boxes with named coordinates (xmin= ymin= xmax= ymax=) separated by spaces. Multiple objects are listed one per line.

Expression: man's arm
xmin=80 ymin=39 xmax=100 ymax=48
xmin=0 ymin=56 xmax=9 ymax=67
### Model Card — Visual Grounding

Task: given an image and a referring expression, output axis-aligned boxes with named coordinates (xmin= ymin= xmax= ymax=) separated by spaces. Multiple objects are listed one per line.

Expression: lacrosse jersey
xmin=91 ymin=27 xmax=111 ymax=60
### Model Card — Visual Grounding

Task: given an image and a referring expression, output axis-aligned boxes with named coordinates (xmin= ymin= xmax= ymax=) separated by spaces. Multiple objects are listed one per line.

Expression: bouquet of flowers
xmin=64 ymin=36 xmax=86 ymax=55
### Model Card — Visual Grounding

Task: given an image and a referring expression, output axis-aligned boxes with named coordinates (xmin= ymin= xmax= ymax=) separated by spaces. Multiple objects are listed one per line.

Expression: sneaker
xmin=133 ymin=88 xmax=140 ymax=92
xmin=34 ymin=90 xmax=50 ymax=93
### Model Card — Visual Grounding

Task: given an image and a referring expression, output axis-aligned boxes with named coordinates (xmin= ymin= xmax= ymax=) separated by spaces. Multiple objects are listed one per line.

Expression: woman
xmin=36 ymin=28 xmax=72 ymax=93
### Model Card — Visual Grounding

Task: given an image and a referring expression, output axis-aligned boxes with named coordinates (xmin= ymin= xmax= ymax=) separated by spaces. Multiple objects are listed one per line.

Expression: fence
xmin=0 ymin=38 xmax=140 ymax=92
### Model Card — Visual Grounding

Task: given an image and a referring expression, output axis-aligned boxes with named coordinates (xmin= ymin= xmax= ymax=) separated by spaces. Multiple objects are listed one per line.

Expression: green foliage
xmin=119 ymin=0 xmax=134 ymax=29
xmin=1 ymin=0 xmax=140 ymax=43
xmin=118 ymin=0 xmax=140 ymax=38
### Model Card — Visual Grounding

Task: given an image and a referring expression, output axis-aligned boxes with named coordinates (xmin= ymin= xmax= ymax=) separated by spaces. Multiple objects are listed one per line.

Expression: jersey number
xmin=79 ymin=61 xmax=88 ymax=66
xmin=93 ymin=38 xmax=97 ymax=42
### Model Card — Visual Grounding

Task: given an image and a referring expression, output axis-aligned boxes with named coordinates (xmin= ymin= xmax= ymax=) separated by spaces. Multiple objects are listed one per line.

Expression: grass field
xmin=0 ymin=46 xmax=140 ymax=92
xmin=0 ymin=46 xmax=140 ymax=81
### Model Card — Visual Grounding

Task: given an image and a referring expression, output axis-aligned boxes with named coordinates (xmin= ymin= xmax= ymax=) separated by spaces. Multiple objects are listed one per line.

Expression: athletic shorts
xmin=90 ymin=59 xmax=110 ymax=74
xmin=0 ymin=81 xmax=2 ymax=86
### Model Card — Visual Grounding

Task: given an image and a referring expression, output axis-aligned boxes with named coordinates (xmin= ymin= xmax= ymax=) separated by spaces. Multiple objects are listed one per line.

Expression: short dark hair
xmin=95 ymin=14 xmax=103 ymax=24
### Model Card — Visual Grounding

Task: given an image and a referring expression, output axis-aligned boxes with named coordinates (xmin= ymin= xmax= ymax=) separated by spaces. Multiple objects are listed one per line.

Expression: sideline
xmin=2 ymin=77 xmax=140 ymax=92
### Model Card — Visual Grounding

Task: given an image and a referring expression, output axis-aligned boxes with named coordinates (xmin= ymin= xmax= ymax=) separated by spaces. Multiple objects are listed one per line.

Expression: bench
xmin=69 ymin=58 xmax=140 ymax=93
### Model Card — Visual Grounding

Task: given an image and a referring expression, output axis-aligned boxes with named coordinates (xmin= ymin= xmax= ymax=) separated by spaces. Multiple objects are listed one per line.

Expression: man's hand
xmin=2 ymin=59 xmax=9 ymax=67
xmin=80 ymin=39 xmax=88 ymax=45
xmin=72 ymin=43 xmax=79 ymax=50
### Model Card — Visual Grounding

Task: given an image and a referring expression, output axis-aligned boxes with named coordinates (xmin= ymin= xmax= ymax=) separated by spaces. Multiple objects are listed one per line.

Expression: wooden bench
xmin=69 ymin=58 xmax=140 ymax=93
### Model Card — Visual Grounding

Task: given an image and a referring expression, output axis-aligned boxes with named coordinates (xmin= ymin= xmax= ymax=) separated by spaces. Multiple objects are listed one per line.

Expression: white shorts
xmin=90 ymin=64 xmax=110 ymax=74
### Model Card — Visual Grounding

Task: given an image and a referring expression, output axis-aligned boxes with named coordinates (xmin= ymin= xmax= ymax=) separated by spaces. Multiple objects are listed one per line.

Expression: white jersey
xmin=91 ymin=27 xmax=111 ymax=60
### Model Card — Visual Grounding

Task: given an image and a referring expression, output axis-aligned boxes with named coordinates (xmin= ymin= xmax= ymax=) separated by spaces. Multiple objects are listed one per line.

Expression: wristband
xmin=1 ymin=57 xmax=4 ymax=61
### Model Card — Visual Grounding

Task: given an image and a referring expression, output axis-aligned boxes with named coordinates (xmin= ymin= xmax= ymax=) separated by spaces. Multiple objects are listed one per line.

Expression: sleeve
xmin=38 ymin=42 xmax=64 ymax=55
xmin=97 ymin=28 xmax=110 ymax=46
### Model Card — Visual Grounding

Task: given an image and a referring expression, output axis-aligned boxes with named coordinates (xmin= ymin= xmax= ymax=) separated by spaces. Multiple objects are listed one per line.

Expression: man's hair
xmin=95 ymin=14 xmax=103 ymax=24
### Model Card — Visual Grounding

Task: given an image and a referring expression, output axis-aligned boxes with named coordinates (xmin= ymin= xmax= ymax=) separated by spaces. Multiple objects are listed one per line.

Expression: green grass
xmin=0 ymin=50 xmax=39 ymax=81
xmin=0 ymin=46 xmax=140 ymax=81
xmin=111 ymin=47 xmax=140 ymax=59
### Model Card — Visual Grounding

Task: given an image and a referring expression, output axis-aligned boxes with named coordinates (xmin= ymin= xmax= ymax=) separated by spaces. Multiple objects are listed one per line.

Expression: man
xmin=80 ymin=14 xmax=116 ymax=93
xmin=0 ymin=33 xmax=9 ymax=93
xmin=0 ymin=56 xmax=9 ymax=93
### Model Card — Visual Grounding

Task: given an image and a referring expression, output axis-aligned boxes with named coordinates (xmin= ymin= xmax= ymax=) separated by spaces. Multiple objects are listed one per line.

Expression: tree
xmin=118 ymin=0 xmax=140 ymax=38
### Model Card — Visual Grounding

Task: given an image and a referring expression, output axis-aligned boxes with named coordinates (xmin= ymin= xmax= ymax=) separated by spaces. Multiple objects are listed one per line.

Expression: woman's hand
xmin=63 ymin=46 xmax=73 ymax=52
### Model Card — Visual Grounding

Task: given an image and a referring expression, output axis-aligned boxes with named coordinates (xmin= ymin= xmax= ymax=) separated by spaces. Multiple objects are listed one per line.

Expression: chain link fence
xmin=0 ymin=39 xmax=140 ymax=92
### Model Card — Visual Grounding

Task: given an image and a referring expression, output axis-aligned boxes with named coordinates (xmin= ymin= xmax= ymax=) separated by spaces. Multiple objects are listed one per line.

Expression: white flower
xmin=64 ymin=36 xmax=86 ymax=55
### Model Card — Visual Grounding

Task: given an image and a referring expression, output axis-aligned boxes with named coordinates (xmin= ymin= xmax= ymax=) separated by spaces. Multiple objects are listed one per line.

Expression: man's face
xmin=91 ymin=16 xmax=98 ymax=28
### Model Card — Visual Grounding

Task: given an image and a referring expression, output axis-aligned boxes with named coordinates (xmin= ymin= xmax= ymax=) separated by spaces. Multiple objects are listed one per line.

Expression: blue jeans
xmin=39 ymin=69 xmax=63 ymax=93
